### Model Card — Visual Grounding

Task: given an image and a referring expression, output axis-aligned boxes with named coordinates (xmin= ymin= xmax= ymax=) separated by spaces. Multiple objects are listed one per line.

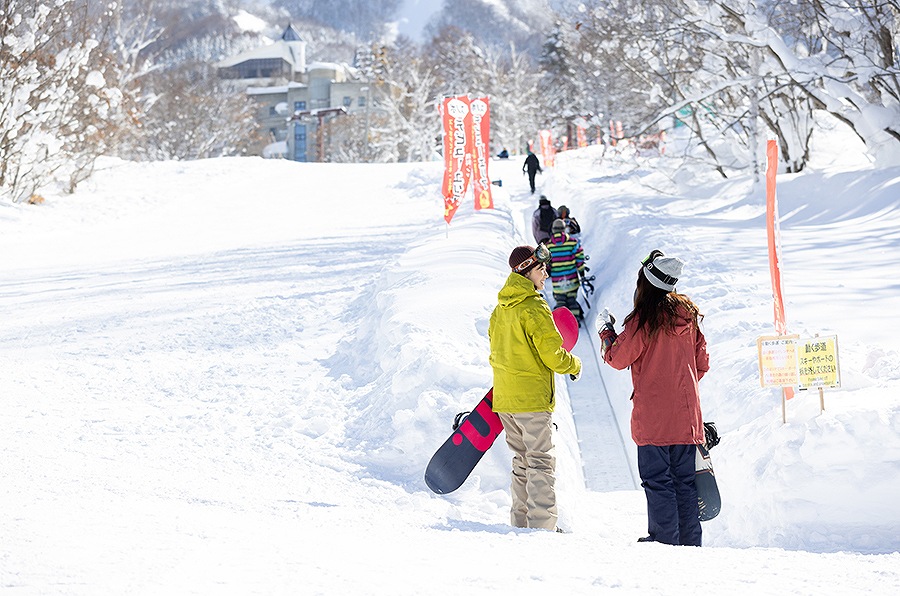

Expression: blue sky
xmin=395 ymin=0 xmax=443 ymax=40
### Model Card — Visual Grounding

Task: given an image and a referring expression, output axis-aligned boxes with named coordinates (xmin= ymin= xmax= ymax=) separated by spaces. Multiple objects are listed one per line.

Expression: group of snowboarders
xmin=485 ymin=185 xmax=710 ymax=544
xmin=531 ymin=196 xmax=589 ymax=322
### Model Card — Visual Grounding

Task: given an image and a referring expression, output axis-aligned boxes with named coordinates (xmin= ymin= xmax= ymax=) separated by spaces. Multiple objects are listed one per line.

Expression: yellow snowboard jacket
xmin=488 ymin=272 xmax=582 ymax=413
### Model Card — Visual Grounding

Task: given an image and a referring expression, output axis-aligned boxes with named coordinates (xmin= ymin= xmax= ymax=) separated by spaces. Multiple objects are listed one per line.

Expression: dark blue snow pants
xmin=637 ymin=444 xmax=702 ymax=546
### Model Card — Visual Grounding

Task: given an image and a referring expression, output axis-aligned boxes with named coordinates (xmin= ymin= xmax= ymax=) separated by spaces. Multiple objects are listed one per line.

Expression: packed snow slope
xmin=1 ymin=136 xmax=899 ymax=594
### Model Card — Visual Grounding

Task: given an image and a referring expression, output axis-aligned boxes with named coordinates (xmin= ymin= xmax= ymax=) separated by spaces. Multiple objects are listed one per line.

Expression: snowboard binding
xmin=452 ymin=411 xmax=470 ymax=431
xmin=703 ymin=422 xmax=720 ymax=450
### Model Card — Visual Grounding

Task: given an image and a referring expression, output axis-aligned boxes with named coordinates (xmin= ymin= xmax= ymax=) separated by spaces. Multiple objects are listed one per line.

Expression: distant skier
xmin=497 ymin=147 xmax=509 ymax=159
xmin=546 ymin=219 xmax=588 ymax=321
xmin=489 ymin=244 xmax=582 ymax=531
xmin=523 ymin=151 xmax=542 ymax=193
xmin=531 ymin=195 xmax=558 ymax=245
xmin=598 ymin=250 xmax=709 ymax=546
xmin=557 ymin=205 xmax=582 ymax=238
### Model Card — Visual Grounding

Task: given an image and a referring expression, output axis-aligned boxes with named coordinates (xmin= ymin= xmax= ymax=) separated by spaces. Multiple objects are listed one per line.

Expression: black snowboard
xmin=695 ymin=444 xmax=721 ymax=521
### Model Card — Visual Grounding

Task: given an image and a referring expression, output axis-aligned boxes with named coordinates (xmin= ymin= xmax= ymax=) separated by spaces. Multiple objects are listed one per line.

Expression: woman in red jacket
xmin=599 ymin=250 xmax=709 ymax=546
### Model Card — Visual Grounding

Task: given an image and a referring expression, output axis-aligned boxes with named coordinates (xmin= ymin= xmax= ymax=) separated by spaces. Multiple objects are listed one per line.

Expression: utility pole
xmin=361 ymin=86 xmax=371 ymax=162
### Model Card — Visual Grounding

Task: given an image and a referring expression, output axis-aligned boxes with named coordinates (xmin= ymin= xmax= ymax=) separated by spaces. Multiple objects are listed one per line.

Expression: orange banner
xmin=766 ymin=139 xmax=787 ymax=335
xmin=766 ymin=140 xmax=794 ymax=400
xmin=539 ymin=129 xmax=554 ymax=167
xmin=469 ymin=97 xmax=493 ymax=210
xmin=440 ymin=97 xmax=472 ymax=224
xmin=609 ymin=120 xmax=624 ymax=146
xmin=577 ymin=126 xmax=587 ymax=148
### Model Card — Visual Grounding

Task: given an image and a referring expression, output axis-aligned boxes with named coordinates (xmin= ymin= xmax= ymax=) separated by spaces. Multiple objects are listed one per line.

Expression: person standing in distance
xmin=598 ymin=250 xmax=709 ymax=546
xmin=523 ymin=151 xmax=542 ymax=194
xmin=489 ymin=244 xmax=582 ymax=531
xmin=531 ymin=195 xmax=558 ymax=245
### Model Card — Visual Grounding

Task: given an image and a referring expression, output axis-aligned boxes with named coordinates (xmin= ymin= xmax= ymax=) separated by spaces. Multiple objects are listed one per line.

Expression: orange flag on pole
xmin=440 ymin=96 xmax=473 ymax=224
xmin=469 ymin=97 xmax=493 ymax=211
xmin=766 ymin=139 xmax=795 ymax=402
xmin=766 ymin=140 xmax=787 ymax=335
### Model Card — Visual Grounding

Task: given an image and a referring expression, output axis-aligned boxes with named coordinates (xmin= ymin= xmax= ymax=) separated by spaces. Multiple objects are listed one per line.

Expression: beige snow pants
xmin=497 ymin=411 xmax=557 ymax=531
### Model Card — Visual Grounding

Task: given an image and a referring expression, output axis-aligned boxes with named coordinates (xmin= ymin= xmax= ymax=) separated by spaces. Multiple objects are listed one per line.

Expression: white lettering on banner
xmin=448 ymin=98 xmax=470 ymax=205
xmin=452 ymin=116 xmax=467 ymax=199
xmin=447 ymin=98 xmax=468 ymax=120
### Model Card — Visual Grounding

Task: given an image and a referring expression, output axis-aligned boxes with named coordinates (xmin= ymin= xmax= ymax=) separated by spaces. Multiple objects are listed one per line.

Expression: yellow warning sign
xmin=797 ymin=335 xmax=840 ymax=389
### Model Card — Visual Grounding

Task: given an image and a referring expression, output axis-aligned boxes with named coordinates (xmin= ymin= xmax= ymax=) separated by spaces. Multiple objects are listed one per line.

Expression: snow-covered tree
xmin=367 ymin=39 xmax=440 ymax=163
xmin=0 ymin=0 xmax=126 ymax=202
xmin=571 ymin=0 xmax=900 ymax=175
xmin=539 ymin=21 xmax=586 ymax=135
xmin=568 ymin=1 xmax=679 ymax=137
xmin=105 ymin=0 xmax=263 ymax=161
xmin=484 ymin=43 xmax=543 ymax=154
xmin=127 ymin=62 xmax=260 ymax=161
xmin=425 ymin=26 xmax=490 ymax=97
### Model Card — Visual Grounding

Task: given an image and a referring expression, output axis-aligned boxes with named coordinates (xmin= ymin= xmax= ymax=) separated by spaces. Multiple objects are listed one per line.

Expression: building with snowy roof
xmin=216 ymin=24 xmax=369 ymax=162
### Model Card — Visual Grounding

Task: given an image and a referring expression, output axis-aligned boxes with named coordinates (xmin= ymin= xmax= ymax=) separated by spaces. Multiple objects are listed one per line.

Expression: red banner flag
xmin=440 ymin=96 xmax=472 ymax=224
xmin=469 ymin=97 xmax=494 ymax=210
xmin=577 ymin=126 xmax=587 ymax=148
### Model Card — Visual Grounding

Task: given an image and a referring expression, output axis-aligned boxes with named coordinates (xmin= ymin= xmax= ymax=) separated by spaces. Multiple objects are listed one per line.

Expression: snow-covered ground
xmin=2 ymin=127 xmax=899 ymax=594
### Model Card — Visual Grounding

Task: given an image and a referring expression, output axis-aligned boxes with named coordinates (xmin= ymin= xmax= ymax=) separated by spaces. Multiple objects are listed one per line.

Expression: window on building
xmin=342 ymin=96 xmax=352 ymax=107
xmin=358 ymin=96 xmax=366 ymax=107
xmin=294 ymin=101 xmax=307 ymax=111
xmin=269 ymin=106 xmax=278 ymax=116
xmin=294 ymin=123 xmax=308 ymax=162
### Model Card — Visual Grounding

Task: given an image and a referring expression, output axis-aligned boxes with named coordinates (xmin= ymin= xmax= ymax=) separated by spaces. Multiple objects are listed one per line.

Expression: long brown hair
xmin=624 ymin=268 xmax=703 ymax=337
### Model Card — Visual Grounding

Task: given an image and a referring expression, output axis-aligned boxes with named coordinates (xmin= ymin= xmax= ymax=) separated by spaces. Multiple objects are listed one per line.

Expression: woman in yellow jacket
xmin=489 ymin=244 xmax=582 ymax=531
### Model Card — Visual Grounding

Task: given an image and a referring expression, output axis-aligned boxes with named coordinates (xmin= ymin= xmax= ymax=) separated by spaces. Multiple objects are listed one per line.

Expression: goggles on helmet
xmin=641 ymin=249 xmax=677 ymax=287
xmin=641 ymin=249 xmax=665 ymax=267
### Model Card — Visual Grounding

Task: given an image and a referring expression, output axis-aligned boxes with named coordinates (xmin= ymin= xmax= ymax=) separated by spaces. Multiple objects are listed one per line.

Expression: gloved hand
xmin=597 ymin=308 xmax=618 ymax=356
xmin=569 ymin=358 xmax=582 ymax=382
xmin=595 ymin=308 xmax=616 ymax=335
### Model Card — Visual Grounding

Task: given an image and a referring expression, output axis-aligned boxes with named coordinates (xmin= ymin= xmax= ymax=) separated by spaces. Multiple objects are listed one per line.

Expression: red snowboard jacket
xmin=603 ymin=307 xmax=709 ymax=446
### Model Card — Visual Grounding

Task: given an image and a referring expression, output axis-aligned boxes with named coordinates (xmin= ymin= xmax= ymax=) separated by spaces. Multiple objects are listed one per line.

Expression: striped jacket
xmin=547 ymin=232 xmax=586 ymax=293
